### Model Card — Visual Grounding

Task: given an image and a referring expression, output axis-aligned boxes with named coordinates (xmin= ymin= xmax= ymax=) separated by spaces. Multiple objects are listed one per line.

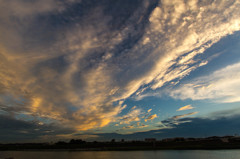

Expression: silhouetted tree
xmin=55 ymin=141 xmax=67 ymax=145
xmin=69 ymin=139 xmax=86 ymax=144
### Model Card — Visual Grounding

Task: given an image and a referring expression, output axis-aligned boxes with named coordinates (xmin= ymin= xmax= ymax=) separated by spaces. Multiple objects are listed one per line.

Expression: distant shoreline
xmin=1 ymin=136 xmax=240 ymax=151
xmin=1 ymin=147 xmax=240 ymax=151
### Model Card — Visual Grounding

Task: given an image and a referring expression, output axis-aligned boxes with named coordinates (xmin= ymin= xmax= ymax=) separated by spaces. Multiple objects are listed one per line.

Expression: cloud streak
xmin=170 ymin=62 xmax=240 ymax=103
xmin=177 ymin=105 xmax=194 ymax=111
xmin=145 ymin=114 xmax=158 ymax=122
xmin=171 ymin=112 xmax=198 ymax=120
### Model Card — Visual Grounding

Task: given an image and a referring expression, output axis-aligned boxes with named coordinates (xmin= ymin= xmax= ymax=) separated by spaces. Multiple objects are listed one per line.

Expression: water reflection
xmin=1 ymin=150 xmax=240 ymax=159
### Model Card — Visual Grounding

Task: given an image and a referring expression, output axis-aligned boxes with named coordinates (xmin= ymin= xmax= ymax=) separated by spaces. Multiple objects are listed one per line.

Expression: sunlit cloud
xmin=131 ymin=106 xmax=137 ymax=110
xmin=147 ymin=109 xmax=152 ymax=113
xmin=0 ymin=0 xmax=239 ymax=139
xmin=177 ymin=105 xmax=194 ymax=111
xmin=145 ymin=114 xmax=158 ymax=122
xmin=119 ymin=109 xmax=142 ymax=125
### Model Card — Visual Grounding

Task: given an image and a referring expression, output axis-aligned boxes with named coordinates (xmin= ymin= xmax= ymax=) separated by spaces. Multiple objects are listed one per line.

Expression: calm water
xmin=0 ymin=150 xmax=240 ymax=159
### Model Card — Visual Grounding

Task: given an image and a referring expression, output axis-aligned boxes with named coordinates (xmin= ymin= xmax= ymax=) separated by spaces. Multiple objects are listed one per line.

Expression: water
xmin=0 ymin=150 xmax=240 ymax=159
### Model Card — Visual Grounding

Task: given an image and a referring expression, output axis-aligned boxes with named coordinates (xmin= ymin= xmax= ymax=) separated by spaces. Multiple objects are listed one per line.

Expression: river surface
xmin=0 ymin=150 xmax=240 ymax=159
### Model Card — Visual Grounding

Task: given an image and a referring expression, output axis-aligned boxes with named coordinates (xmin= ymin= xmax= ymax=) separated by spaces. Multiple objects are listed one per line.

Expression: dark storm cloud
xmin=0 ymin=115 xmax=74 ymax=143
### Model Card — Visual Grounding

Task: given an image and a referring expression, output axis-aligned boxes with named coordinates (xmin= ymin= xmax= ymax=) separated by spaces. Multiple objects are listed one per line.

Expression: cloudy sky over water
xmin=0 ymin=0 xmax=240 ymax=142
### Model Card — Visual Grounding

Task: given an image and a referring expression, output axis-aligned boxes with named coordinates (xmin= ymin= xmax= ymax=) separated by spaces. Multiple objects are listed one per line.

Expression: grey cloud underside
xmin=0 ymin=115 xmax=74 ymax=142
xmin=96 ymin=110 xmax=240 ymax=140
xmin=0 ymin=0 xmax=239 ymax=135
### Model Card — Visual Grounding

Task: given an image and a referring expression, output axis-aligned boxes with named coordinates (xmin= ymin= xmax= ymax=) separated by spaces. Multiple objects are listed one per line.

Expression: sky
xmin=0 ymin=0 xmax=240 ymax=143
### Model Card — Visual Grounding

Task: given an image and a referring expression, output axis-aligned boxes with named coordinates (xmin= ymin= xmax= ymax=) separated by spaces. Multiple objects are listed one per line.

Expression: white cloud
xmin=133 ymin=0 xmax=240 ymax=100
xmin=170 ymin=62 xmax=240 ymax=103
xmin=148 ymin=0 xmax=240 ymax=89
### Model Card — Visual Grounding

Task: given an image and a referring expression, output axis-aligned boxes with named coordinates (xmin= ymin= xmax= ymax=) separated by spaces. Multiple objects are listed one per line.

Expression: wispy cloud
xmin=171 ymin=112 xmax=198 ymax=120
xmin=0 ymin=0 xmax=239 ymax=137
xmin=122 ymin=124 xmax=148 ymax=130
xmin=177 ymin=105 xmax=194 ymax=111
xmin=118 ymin=109 xmax=142 ymax=125
xmin=159 ymin=112 xmax=198 ymax=129
xmin=145 ymin=114 xmax=158 ymax=122
xmin=170 ymin=62 xmax=240 ymax=103
xmin=147 ymin=109 xmax=152 ymax=113
xmin=131 ymin=106 xmax=137 ymax=110
xmin=96 ymin=112 xmax=240 ymax=140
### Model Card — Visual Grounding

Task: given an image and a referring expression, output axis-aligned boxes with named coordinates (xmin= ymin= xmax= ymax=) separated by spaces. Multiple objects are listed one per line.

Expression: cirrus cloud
xmin=0 ymin=0 xmax=239 ymax=137
xmin=177 ymin=105 xmax=194 ymax=111
xmin=170 ymin=62 xmax=240 ymax=103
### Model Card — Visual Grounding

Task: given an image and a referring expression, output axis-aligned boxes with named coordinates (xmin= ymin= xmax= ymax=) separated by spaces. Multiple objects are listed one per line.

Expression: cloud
xmin=96 ymin=109 xmax=240 ymax=140
xmin=133 ymin=0 xmax=240 ymax=100
xmin=131 ymin=106 xmax=137 ymax=110
xmin=143 ymin=0 xmax=240 ymax=91
xmin=119 ymin=109 xmax=142 ymax=125
xmin=157 ymin=111 xmax=199 ymax=130
xmin=177 ymin=105 xmax=194 ymax=111
xmin=145 ymin=114 xmax=158 ymax=122
xmin=122 ymin=125 xmax=135 ymax=130
xmin=158 ymin=116 xmax=240 ymax=138
xmin=0 ymin=114 xmax=74 ymax=143
xmin=205 ymin=108 xmax=240 ymax=120
xmin=157 ymin=109 xmax=240 ymax=138
xmin=0 ymin=0 xmax=239 ymax=139
xmin=171 ymin=112 xmax=198 ymax=120
xmin=0 ymin=0 xmax=62 ymax=19
xmin=96 ymin=114 xmax=240 ymax=140
xmin=122 ymin=123 xmax=148 ymax=130
xmin=170 ymin=62 xmax=240 ymax=103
